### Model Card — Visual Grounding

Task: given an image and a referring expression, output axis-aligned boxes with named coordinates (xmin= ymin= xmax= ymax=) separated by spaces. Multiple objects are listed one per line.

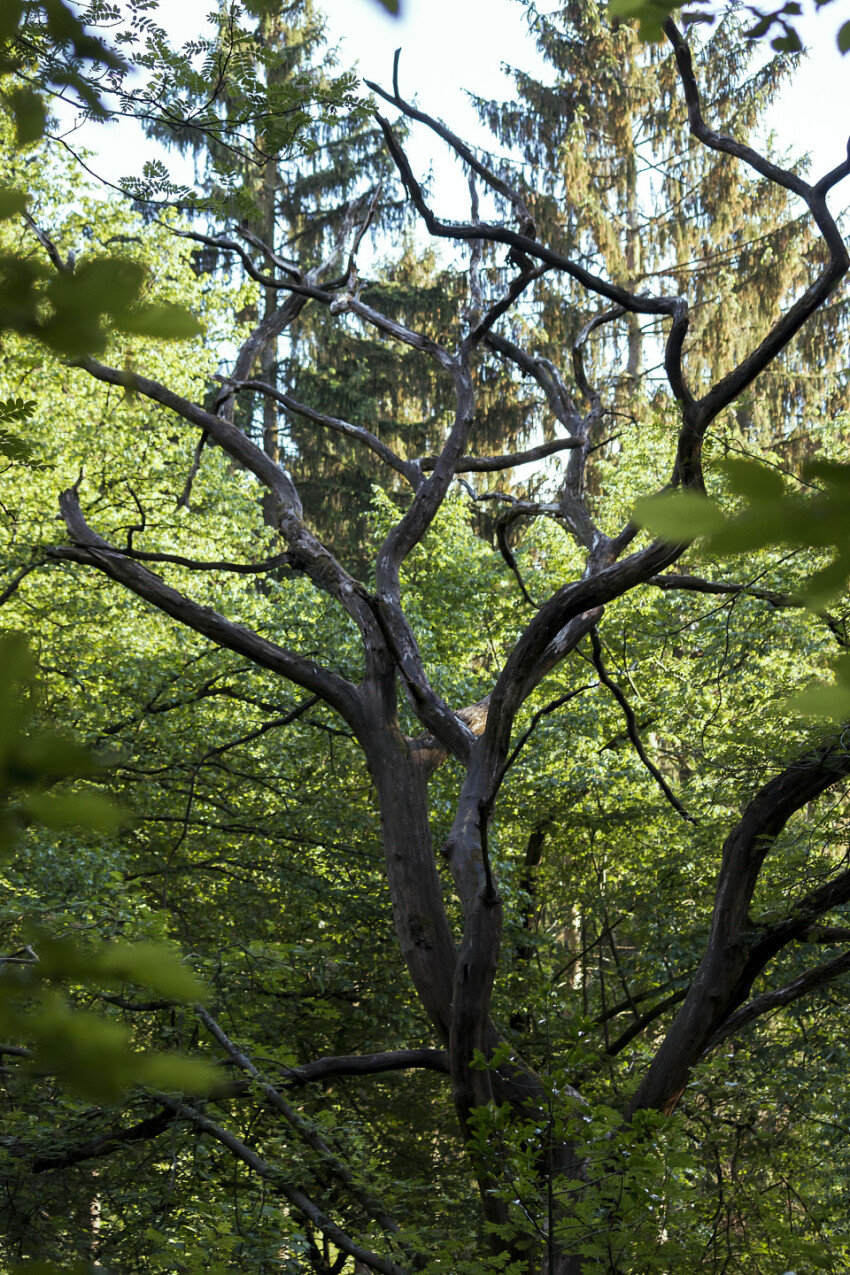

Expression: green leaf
xmin=632 ymin=490 xmax=727 ymax=540
xmin=608 ymin=0 xmax=680 ymax=41
xmin=0 ymin=188 xmax=27 ymax=219
xmin=772 ymin=30 xmax=803 ymax=52
xmin=787 ymin=651 xmax=850 ymax=717
xmin=704 ymin=506 xmax=791 ymax=555
xmin=119 ymin=304 xmax=202 ymax=340
xmin=36 ymin=937 xmax=207 ymax=1002
xmin=95 ymin=942 xmax=207 ymax=1001
xmin=0 ymin=0 xmax=24 ymax=43
xmin=804 ymin=457 xmax=850 ymax=491
xmin=0 ymin=428 xmax=36 ymax=463
xmin=136 ymin=1053 xmax=217 ymax=1093
xmin=719 ymin=457 xmax=785 ymax=501
xmin=798 ymin=551 xmax=850 ymax=607
xmin=789 ymin=683 xmax=850 ymax=718
xmin=23 ymin=790 xmax=123 ymax=832
xmin=838 ymin=19 xmax=850 ymax=52
xmin=7 ymin=88 xmax=47 ymax=146
xmin=0 ymin=395 xmax=37 ymax=424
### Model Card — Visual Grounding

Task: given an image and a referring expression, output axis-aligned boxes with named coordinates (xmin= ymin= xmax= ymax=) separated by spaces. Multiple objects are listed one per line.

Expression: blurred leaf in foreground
xmin=0 ymin=633 xmax=213 ymax=1100
xmin=634 ymin=457 xmax=850 ymax=607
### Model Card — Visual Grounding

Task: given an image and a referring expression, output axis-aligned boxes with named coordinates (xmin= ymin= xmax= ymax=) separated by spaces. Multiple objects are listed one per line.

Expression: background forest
xmin=2 ymin=1 xmax=850 ymax=1272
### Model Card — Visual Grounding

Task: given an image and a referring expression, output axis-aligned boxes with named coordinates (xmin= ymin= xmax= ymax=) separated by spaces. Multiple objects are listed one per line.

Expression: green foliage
xmin=0 ymin=632 xmax=117 ymax=862
xmin=0 ymin=395 xmax=38 ymax=464
xmin=11 ymin=1264 xmax=99 ymax=1275
xmin=465 ymin=1090 xmax=701 ymax=1272
xmin=0 ymin=248 xmax=203 ymax=356
xmin=607 ymin=0 xmax=682 ymax=42
xmin=1 ymin=3 xmax=849 ymax=1272
xmin=635 ymin=455 xmax=850 ymax=605
xmin=791 ymin=651 xmax=850 ymax=717
xmin=0 ymin=4 xmax=189 ymax=360
xmin=0 ymin=0 xmax=123 ymax=134
xmin=480 ymin=0 xmax=849 ymax=449
xmin=608 ymin=0 xmax=850 ymax=53
xmin=110 ymin=2 xmax=369 ymax=218
xmin=0 ymin=633 xmax=214 ymax=1101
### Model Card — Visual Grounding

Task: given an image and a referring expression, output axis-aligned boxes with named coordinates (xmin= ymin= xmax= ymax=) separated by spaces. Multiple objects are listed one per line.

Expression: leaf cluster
xmin=608 ymin=0 xmax=850 ymax=54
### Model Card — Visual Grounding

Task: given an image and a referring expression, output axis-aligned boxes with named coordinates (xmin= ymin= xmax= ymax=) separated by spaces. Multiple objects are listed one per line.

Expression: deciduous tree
xmin=3 ymin=5 xmax=850 ymax=1273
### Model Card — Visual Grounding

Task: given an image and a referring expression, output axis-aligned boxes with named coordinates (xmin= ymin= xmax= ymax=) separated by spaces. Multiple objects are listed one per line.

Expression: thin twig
xmin=589 ymin=629 xmax=696 ymax=824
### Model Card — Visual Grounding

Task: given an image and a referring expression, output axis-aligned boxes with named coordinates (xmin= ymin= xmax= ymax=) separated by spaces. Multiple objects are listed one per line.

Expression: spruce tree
xmin=142 ymin=2 xmax=547 ymax=569
xmin=139 ymin=0 xmax=395 ymax=555
xmin=478 ymin=1 xmax=850 ymax=443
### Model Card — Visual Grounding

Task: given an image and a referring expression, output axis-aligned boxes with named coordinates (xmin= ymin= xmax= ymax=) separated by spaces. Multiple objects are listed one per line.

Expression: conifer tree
xmin=146 ymin=2 xmax=546 ymax=568
xmin=479 ymin=1 xmax=850 ymax=443
xmin=139 ymin=0 xmax=394 ymax=552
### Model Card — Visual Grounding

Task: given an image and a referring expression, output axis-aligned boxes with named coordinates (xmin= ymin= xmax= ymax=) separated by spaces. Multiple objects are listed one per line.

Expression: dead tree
xmin=39 ymin=21 xmax=850 ymax=1274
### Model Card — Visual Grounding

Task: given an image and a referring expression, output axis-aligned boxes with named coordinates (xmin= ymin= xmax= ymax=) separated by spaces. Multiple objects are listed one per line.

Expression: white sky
xmin=323 ymin=0 xmax=849 ymax=181
xmin=57 ymin=1 xmax=850 ymax=222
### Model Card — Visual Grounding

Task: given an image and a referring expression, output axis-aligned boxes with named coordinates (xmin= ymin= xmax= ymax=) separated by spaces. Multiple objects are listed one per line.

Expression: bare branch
xmin=419 ymin=437 xmax=581 ymax=473
xmin=161 ymin=1098 xmax=412 ymax=1275
xmin=177 ymin=429 xmax=207 ymax=510
xmin=109 ymin=547 xmax=293 ymax=575
xmin=604 ymin=989 xmax=690 ymax=1060
xmin=70 ymin=357 xmax=383 ymax=648
xmin=371 ymin=110 xmax=692 ymax=432
xmin=557 ymin=309 xmax=631 ymax=551
xmin=0 ymin=559 xmax=46 ymax=606
xmin=196 ymin=1008 xmax=417 ymax=1250
xmin=279 ymin=1049 xmax=449 ymax=1085
xmin=74 ymin=355 xmax=302 ymax=516
xmin=162 ymin=224 xmax=315 ymax=293
xmin=225 ymin=378 xmax=422 ymax=488
xmin=502 ymin=685 xmax=596 ymax=779
xmin=366 ymin=56 xmax=536 ymax=236
xmin=630 ymin=735 xmax=850 ymax=1116
xmin=460 ymin=263 xmax=547 ymax=358
xmin=484 ymin=331 xmax=583 ymax=434
xmin=664 ymin=19 xmax=850 ymax=435
xmin=22 ymin=212 xmax=69 ymax=272
xmin=347 ymin=293 xmax=457 ymax=370
xmin=801 ymin=925 xmax=850 ymax=943
xmin=496 ymin=512 xmax=539 ymax=607
xmin=31 ymin=1107 xmax=175 ymax=1172
xmin=571 ymin=306 xmax=626 ymax=408
xmin=49 ymin=489 xmax=362 ymax=726
xmin=485 ymin=539 xmax=682 ymax=763
xmin=372 ymin=114 xmax=686 ymax=322
xmin=214 ymin=191 xmax=379 ymax=423
xmin=702 ymin=949 xmax=850 ymax=1055
xmin=215 ymin=291 xmax=309 ymax=420
xmin=650 ymin=572 xmax=846 ymax=644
